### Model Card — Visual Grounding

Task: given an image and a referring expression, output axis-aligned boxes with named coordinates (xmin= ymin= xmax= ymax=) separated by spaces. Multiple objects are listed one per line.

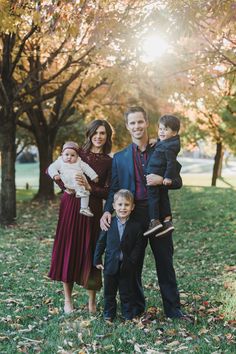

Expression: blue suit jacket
xmin=93 ymin=217 xmax=143 ymax=275
xmin=104 ymin=143 xmax=182 ymax=213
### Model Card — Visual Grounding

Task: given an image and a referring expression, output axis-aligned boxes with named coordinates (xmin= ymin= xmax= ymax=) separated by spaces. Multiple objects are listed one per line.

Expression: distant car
xmin=17 ymin=152 xmax=37 ymax=163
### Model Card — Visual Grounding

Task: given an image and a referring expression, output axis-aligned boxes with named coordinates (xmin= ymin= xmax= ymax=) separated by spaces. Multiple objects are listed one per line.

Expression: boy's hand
xmin=163 ymin=178 xmax=172 ymax=186
xmin=96 ymin=264 xmax=104 ymax=270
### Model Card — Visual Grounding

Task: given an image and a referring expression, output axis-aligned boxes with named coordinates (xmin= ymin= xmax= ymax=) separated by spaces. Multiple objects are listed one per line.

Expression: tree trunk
xmin=211 ymin=141 xmax=223 ymax=186
xmin=0 ymin=114 xmax=16 ymax=225
xmin=217 ymin=149 xmax=224 ymax=178
xmin=34 ymin=139 xmax=55 ymax=200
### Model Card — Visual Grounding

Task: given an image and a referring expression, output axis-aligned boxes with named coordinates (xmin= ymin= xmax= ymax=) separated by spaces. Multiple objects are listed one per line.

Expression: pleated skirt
xmin=48 ymin=192 xmax=102 ymax=289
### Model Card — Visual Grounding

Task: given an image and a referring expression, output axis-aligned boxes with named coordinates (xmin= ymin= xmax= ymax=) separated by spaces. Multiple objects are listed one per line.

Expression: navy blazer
xmin=93 ymin=217 xmax=143 ymax=275
xmin=104 ymin=143 xmax=182 ymax=213
xmin=147 ymin=135 xmax=181 ymax=179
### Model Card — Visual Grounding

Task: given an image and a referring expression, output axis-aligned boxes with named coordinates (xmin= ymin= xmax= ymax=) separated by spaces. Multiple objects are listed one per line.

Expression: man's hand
xmin=163 ymin=178 xmax=172 ymax=186
xmin=100 ymin=211 xmax=112 ymax=231
xmin=146 ymin=174 xmax=163 ymax=186
xmin=96 ymin=264 xmax=104 ymax=270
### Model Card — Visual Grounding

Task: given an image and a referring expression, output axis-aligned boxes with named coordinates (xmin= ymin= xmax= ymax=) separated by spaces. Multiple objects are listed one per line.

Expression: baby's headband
xmin=62 ymin=141 xmax=79 ymax=153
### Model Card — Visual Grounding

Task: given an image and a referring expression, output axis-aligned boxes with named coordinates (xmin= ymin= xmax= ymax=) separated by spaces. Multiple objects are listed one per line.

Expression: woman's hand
xmin=54 ymin=174 xmax=61 ymax=181
xmin=75 ymin=173 xmax=91 ymax=192
xmin=146 ymin=173 xmax=163 ymax=186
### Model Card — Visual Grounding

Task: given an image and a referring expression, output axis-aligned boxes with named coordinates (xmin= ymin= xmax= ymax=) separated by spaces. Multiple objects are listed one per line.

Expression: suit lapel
xmin=111 ymin=218 xmax=121 ymax=244
xmin=124 ymin=144 xmax=134 ymax=179
xmin=121 ymin=219 xmax=132 ymax=242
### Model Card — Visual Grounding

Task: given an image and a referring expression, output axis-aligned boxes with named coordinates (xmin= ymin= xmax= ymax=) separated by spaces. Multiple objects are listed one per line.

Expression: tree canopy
xmin=1 ymin=0 xmax=236 ymax=224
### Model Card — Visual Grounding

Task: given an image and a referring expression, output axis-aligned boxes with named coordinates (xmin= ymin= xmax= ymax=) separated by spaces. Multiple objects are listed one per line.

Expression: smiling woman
xmin=141 ymin=34 xmax=169 ymax=62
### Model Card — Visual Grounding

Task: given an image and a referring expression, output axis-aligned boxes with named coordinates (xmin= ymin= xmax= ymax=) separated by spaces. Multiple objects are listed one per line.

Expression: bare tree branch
xmin=10 ymin=25 xmax=38 ymax=77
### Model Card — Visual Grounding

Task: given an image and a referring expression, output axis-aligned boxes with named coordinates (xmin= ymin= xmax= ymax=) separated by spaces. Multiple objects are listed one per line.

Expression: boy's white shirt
xmin=48 ymin=156 xmax=98 ymax=187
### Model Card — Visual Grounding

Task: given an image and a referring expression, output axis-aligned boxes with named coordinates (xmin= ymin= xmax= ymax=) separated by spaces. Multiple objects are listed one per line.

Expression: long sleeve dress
xmin=48 ymin=149 xmax=112 ymax=290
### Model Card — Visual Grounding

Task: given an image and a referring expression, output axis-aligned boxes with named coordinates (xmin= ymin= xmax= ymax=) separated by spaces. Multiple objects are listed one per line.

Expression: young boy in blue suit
xmin=94 ymin=189 xmax=143 ymax=321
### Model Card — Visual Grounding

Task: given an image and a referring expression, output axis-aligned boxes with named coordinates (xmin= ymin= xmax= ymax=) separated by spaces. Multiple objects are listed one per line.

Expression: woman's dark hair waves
xmin=82 ymin=119 xmax=113 ymax=154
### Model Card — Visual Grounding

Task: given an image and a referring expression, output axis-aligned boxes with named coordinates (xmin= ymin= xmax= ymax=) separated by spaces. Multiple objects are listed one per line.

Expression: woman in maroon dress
xmin=48 ymin=120 xmax=113 ymax=313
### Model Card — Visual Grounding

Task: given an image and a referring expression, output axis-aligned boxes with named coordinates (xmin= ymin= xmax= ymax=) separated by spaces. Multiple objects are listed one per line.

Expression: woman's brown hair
xmin=82 ymin=119 xmax=113 ymax=154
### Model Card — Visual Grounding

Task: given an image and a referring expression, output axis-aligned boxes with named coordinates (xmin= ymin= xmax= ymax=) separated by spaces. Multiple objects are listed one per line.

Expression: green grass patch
xmin=16 ymin=189 xmax=36 ymax=202
xmin=0 ymin=186 xmax=236 ymax=353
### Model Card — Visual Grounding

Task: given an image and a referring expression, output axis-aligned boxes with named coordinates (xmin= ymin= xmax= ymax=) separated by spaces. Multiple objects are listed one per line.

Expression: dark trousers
xmin=103 ymin=264 xmax=135 ymax=320
xmin=147 ymin=185 xmax=171 ymax=220
xmin=131 ymin=201 xmax=181 ymax=318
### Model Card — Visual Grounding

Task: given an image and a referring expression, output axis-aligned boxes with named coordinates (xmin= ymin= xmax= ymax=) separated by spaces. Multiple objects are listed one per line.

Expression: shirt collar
xmin=132 ymin=142 xmax=151 ymax=153
xmin=116 ymin=216 xmax=129 ymax=225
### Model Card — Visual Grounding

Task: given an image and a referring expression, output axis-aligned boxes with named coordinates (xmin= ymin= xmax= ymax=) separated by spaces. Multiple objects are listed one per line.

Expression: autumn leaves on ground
xmin=0 ymin=186 xmax=236 ymax=353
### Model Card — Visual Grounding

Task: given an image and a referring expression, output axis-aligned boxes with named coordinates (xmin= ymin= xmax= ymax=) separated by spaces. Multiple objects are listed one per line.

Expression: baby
xmin=48 ymin=141 xmax=98 ymax=217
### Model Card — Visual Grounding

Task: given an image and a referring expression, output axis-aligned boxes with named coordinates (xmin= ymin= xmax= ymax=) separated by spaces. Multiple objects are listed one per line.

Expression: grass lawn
xmin=0 ymin=186 xmax=236 ymax=353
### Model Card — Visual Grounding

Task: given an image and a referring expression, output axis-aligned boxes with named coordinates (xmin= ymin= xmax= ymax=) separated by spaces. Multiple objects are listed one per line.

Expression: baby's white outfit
xmin=48 ymin=156 xmax=98 ymax=217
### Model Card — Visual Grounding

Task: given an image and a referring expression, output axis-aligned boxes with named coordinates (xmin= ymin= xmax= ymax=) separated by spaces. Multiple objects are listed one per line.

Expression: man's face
xmin=126 ymin=112 xmax=149 ymax=140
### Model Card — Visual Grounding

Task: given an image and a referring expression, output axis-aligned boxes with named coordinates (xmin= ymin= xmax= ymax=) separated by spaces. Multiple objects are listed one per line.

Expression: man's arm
xmin=146 ymin=173 xmax=163 ymax=186
xmin=100 ymin=155 xmax=120 ymax=230
xmin=146 ymin=171 xmax=182 ymax=190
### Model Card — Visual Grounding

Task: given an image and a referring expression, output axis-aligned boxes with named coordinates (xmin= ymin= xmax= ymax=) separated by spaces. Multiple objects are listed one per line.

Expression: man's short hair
xmin=159 ymin=115 xmax=180 ymax=132
xmin=124 ymin=106 xmax=148 ymax=123
xmin=113 ymin=189 xmax=134 ymax=204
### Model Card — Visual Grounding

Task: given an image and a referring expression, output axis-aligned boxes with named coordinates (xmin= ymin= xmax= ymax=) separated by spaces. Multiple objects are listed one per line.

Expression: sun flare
xmin=141 ymin=34 xmax=169 ymax=62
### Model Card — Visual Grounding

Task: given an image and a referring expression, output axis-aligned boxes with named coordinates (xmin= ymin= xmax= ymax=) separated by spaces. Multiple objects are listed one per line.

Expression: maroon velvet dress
xmin=48 ymin=149 xmax=112 ymax=290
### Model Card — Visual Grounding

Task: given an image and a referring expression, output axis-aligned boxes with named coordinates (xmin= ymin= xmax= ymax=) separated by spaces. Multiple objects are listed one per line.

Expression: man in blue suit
xmin=100 ymin=106 xmax=190 ymax=321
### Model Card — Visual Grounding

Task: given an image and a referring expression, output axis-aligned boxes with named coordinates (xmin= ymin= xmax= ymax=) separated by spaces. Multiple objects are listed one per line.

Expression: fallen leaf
xmin=199 ymin=328 xmax=209 ymax=335
xmin=80 ymin=320 xmax=91 ymax=328
xmin=134 ymin=343 xmax=142 ymax=352
xmin=0 ymin=336 xmax=9 ymax=341
xmin=167 ymin=340 xmax=180 ymax=347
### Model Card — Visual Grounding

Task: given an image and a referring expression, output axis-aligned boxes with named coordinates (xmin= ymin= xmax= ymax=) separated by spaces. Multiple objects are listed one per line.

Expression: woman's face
xmin=91 ymin=125 xmax=107 ymax=149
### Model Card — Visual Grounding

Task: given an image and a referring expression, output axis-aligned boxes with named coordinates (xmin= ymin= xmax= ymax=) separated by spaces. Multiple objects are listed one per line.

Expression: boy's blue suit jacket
xmin=104 ymin=143 xmax=182 ymax=213
xmin=93 ymin=217 xmax=143 ymax=275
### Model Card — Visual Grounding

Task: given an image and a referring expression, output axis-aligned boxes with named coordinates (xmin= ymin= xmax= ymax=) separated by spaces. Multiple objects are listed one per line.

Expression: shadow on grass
xmin=218 ymin=176 xmax=235 ymax=189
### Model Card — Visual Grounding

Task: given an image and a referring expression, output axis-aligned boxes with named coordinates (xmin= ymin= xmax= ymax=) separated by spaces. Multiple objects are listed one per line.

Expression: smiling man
xmin=100 ymin=106 xmax=191 ymax=321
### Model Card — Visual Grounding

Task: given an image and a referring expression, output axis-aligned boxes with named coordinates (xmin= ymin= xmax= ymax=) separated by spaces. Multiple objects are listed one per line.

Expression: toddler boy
xmin=144 ymin=115 xmax=181 ymax=237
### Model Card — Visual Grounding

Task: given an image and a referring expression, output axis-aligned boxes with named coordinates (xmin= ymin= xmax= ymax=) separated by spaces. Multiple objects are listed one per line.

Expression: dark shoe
xmin=178 ymin=314 xmax=194 ymax=323
xmin=155 ymin=220 xmax=174 ymax=237
xmin=132 ymin=306 xmax=145 ymax=318
xmin=104 ymin=317 xmax=114 ymax=323
xmin=144 ymin=219 xmax=163 ymax=236
xmin=168 ymin=310 xmax=194 ymax=324
xmin=122 ymin=316 xmax=133 ymax=322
